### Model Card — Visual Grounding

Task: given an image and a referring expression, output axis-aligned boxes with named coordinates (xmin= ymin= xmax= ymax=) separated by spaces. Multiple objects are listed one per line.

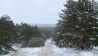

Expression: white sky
xmin=0 ymin=0 xmax=65 ymax=24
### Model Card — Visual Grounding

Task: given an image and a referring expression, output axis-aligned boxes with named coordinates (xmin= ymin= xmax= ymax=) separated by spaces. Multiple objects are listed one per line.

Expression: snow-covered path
xmin=3 ymin=47 xmax=98 ymax=56
xmin=1 ymin=39 xmax=98 ymax=56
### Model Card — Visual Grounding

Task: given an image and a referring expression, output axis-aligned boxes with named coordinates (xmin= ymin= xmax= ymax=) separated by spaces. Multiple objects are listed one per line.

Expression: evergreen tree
xmin=54 ymin=0 xmax=98 ymax=49
xmin=0 ymin=15 xmax=15 ymax=54
xmin=54 ymin=0 xmax=79 ymax=48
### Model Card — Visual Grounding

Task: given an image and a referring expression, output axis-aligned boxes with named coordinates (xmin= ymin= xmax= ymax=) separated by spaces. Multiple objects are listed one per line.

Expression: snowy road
xmin=14 ymin=48 xmax=98 ymax=56
xmin=4 ymin=47 xmax=98 ymax=56
xmin=1 ymin=39 xmax=98 ymax=56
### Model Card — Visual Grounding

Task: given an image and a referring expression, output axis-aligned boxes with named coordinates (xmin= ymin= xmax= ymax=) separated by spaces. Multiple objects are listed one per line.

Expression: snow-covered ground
xmin=1 ymin=39 xmax=98 ymax=56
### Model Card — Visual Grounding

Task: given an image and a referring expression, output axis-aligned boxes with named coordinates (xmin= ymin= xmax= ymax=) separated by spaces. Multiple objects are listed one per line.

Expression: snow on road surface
xmin=1 ymin=39 xmax=98 ymax=56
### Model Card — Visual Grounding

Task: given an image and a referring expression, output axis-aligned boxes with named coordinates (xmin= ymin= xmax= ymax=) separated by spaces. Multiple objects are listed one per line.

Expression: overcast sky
xmin=0 ymin=0 xmax=66 ymax=24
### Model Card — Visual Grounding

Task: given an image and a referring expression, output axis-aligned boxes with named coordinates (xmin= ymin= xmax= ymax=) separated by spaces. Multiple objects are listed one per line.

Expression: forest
xmin=0 ymin=15 xmax=54 ymax=54
xmin=0 ymin=0 xmax=98 ymax=56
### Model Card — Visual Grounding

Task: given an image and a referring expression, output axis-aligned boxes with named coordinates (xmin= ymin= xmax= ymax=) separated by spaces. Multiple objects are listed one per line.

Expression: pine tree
xmin=54 ymin=0 xmax=98 ymax=49
xmin=54 ymin=0 xmax=79 ymax=47
xmin=0 ymin=15 xmax=15 ymax=54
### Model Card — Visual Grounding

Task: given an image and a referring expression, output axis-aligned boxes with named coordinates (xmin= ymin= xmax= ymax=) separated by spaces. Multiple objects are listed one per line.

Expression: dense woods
xmin=0 ymin=15 xmax=54 ymax=54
